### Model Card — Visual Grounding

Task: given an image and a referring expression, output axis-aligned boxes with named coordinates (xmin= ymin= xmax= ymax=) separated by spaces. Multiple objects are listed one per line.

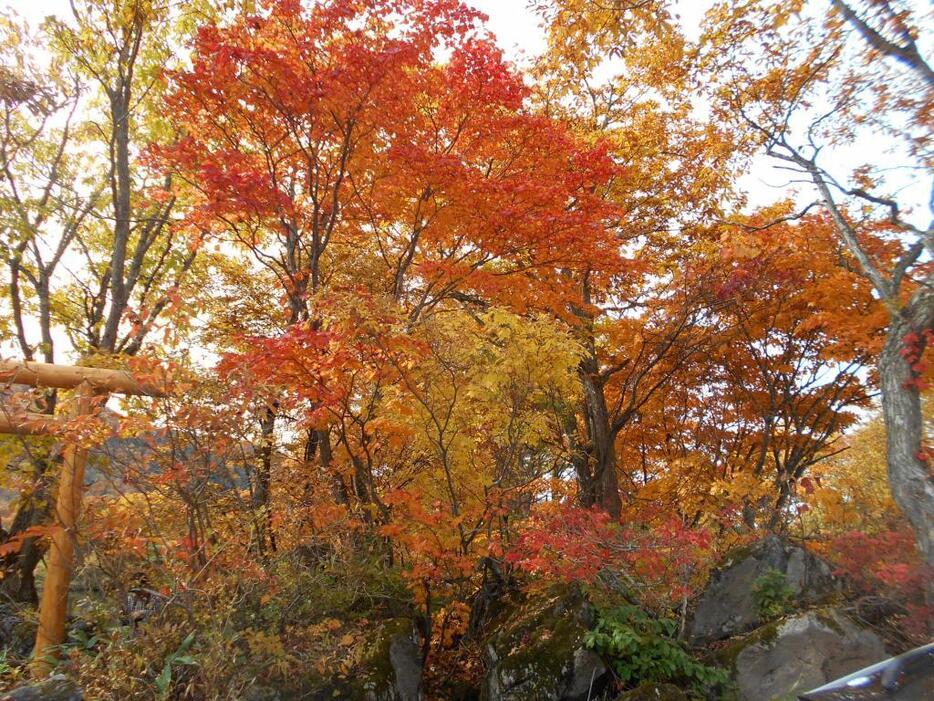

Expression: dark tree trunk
xmin=100 ymin=89 xmax=133 ymax=353
xmin=560 ymin=408 xmax=594 ymax=507
xmin=0 ymin=448 xmax=60 ymax=604
xmin=251 ymin=404 xmax=277 ymax=555
xmin=577 ymin=354 xmax=622 ymax=519
xmin=568 ymin=275 xmax=623 ymax=519
xmin=0 ymin=500 xmax=44 ymax=605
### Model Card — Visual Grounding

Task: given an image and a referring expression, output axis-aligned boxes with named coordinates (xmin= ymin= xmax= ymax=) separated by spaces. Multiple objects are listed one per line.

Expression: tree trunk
xmin=560 ymin=406 xmax=594 ymax=507
xmin=251 ymin=404 xmax=277 ymax=555
xmin=0 ymin=501 xmax=44 ymax=605
xmin=99 ymin=89 xmax=133 ymax=353
xmin=879 ymin=306 xmax=934 ymax=577
xmin=0 ymin=447 xmax=59 ymax=605
xmin=578 ymin=359 xmax=622 ymax=519
xmin=570 ymin=275 xmax=623 ymax=519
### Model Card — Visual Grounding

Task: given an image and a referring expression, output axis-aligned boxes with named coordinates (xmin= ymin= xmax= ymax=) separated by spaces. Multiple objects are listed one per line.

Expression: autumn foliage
xmin=0 ymin=0 xmax=932 ymax=697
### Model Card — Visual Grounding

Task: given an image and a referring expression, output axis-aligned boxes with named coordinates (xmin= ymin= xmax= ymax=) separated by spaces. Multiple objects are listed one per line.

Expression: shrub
xmin=751 ymin=568 xmax=794 ymax=621
xmin=584 ymin=604 xmax=728 ymax=697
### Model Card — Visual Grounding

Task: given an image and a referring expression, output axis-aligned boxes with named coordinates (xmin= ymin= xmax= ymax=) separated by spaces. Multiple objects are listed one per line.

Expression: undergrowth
xmin=584 ymin=603 xmax=729 ymax=698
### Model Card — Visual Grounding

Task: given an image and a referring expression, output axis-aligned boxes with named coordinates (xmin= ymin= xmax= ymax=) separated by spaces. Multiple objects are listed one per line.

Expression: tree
xmin=701 ymin=0 xmax=934 ymax=574
xmin=700 ymin=211 xmax=882 ymax=529
xmin=0 ymin=0 xmax=202 ymax=603
xmin=46 ymin=0 xmax=199 ymax=355
xmin=531 ymin=0 xmax=739 ymax=517
xmin=597 ymin=209 xmax=883 ymax=533
xmin=160 ymin=0 xmax=621 ymax=541
xmin=0 ymin=15 xmax=97 ymax=370
xmin=0 ymin=13 xmax=95 ymax=602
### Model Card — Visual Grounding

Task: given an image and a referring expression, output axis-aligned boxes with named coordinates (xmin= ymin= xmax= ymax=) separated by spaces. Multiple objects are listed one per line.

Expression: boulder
xmin=0 ymin=675 xmax=83 ymax=701
xmin=731 ymin=609 xmax=886 ymax=701
xmin=278 ymin=617 xmax=423 ymax=700
xmin=481 ymin=586 xmax=607 ymax=701
xmin=689 ymin=536 xmax=836 ymax=645
xmin=359 ymin=618 xmax=424 ymax=701
xmin=385 ymin=625 xmax=423 ymax=701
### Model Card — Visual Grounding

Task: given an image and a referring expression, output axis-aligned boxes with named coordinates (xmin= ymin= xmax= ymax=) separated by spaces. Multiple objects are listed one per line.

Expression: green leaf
xmin=155 ymin=662 xmax=172 ymax=695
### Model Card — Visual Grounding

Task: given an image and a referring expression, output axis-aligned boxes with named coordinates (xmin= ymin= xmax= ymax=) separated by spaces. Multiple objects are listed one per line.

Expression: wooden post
xmin=30 ymin=382 xmax=95 ymax=677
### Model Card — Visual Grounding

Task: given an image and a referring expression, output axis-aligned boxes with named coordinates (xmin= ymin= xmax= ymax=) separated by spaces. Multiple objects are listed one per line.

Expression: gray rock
xmin=734 ymin=609 xmax=886 ymax=701
xmin=0 ymin=675 xmax=83 ymax=701
xmin=481 ymin=586 xmax=607 ymax=701
xmin=362 ymin=618 xmax=424 ymax=701
xmin=388 ymin=628 xmax=423 ymax=701
xmin=565 ymin=648 xmax=606 ymax=700
xmin=689 ymin=536 xmax=836 ymax=645
xmin=310 ymin=618 xmax=424 ymax=701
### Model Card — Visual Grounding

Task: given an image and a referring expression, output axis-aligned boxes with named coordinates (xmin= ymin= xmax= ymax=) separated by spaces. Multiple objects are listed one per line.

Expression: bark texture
xmin=879 ymin=297 xmax=934 ymax=573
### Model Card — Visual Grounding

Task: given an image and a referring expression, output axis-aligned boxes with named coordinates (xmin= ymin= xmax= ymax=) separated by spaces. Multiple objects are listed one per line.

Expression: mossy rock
xmin=241 ymin=685 xmax=281 ymax=701
xmin=688 ymin=536 xmax=837 ymax=646
xmin=712 ymin=608 xmax=886 ymax=701
xmin=481 ymin=584 xmax=607 ymax=701
xmin=0 ymin=604 xmax=36 ymax=661
xmin=614 ymin=682 xmax=688 ymax=701
xmin=707 ymin=619 xmax=783 ymax=671
xmin=314 ymin=618 xmax=422 ymax=701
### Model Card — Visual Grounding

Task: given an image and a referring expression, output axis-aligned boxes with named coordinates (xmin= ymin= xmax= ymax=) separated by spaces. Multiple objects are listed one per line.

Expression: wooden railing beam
xmin=0 ymin=359 xmax=165 ymax=397
xmin=0 ymin=412 xmax=59 ymax=435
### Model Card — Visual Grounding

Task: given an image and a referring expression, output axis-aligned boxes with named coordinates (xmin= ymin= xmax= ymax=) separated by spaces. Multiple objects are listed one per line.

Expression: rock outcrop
xmin=689 ymin=536 xmax=836 ymax=645
xmin=0 ymin=605 xmax=35 ymax=660
xmin=481 ymin=586 xmax=607 ymax=701
xmin=241 ymin=684 xmax=282 ymax=701
xmin=384 ymin=624 xmax=423 ymax=701
xmin=729 ymin=609 xmax=886 ymax=701
xmin=357 ymin=618 xmax=424 ymax=701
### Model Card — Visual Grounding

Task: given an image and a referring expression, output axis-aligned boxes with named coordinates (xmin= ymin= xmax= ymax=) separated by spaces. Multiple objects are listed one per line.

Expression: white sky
xmin=469 ymin=0 xmax=711 ymax=61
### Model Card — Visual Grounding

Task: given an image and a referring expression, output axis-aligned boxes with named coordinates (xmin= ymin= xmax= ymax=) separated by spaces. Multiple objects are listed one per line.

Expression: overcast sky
xmin=468 ymin=0 xmax=712 ymax=61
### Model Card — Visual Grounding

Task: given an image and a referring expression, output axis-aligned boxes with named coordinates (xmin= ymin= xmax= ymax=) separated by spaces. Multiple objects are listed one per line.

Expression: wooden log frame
xmin=0 ymin=359 xmax=165 ymax=676
xmin=0 ymin=412 xmax=57 ymax=435
xmin=1 ymin=359 xmax=165 ymax=397
xmin=33 ymin=382 xmax=93 ymax=676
